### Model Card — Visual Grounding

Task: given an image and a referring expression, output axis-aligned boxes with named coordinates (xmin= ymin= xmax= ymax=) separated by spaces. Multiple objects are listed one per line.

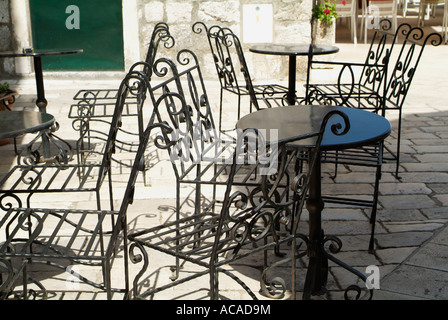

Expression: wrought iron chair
xmin=361 ymin=0 xmax=398 ymax=43
xmin=68 ymin=22 xmax=175 ymax=174
xmin=336 ymin=0 xmax=359 ymax=44
xmin=307 ymin=21 xmax=443 ymax=251
xmin=192 ymin=21 xmax=290 ymax=132
xmin=141 ymin=45 xmax=289 ymax=229
xmin=444 ymin=0 xmax=448 ymax=44
xmin=71 ymin=22 xmax=173 ymax=110
xmin=309 ymin=20 xmax=443 ymax=177
xmin=0 ymin=68 xmax=152 ymax=300
xmin=126 ymin=49 xmax=344 ymax=299
xmin=0 ymin=62 xmax=154 ymax=211
xmin=418 ymin=0 xmax=444 ymax=27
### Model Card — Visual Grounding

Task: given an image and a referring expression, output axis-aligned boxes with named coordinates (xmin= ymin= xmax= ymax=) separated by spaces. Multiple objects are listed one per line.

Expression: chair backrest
xmin=358 ymin=19 xmax=408 ymax=92
xmin=212 ymin=26 xmax=263 ymax=111
xmin=208 ymin=108 xmax=351 ymax=295
xmin=72 ymin=23 xmax=173 ymax=142
xmin=92 ymin=68 xmax=151 ymax=188
xmin=192 ymin=21 xmax=246 ymax=95
xmin=308 ymin=19 xmax=405 ymax=109
xmin=336 ymin=0 xmax=357 ymax=18
xmin=365 ymin=0 xmax=398 ymax=15
xmin=383 ymin=25 xmax=443 ymax=110
xmin=141 ymin=49 xmax=221 ymax=181
xmin=141 ymin=22 xmax=175 ymax=79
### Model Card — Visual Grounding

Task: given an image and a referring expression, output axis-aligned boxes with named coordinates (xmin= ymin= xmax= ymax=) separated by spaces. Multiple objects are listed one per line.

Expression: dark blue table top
xmin=236 ymin=105 xmax=391 ymax=151
xmin=0 ymin=111 xmax=54 ymax=139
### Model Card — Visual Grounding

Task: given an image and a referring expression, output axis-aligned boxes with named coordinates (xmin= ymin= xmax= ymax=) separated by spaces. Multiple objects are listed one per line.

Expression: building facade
xmin=0 ymin=0 xmax=313 ymax=81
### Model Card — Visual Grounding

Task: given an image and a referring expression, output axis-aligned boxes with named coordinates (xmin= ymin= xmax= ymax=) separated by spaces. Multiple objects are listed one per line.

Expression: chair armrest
xmin=311 ymin=60 xmax=387 ymax=69
xmin=309 ymin=60 xmax=388 ymax=108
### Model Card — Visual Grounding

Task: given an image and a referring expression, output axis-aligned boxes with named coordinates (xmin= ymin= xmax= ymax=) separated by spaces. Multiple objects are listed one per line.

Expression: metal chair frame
xmin=0 ymin=69 xmax=152 ymax=299
xmin=126 ymin=48 xmax=350 ymax=299
xmin=336 ymin=0 xmax=359 ymax=45
xmin=308 ymin=20 xmax=443 ymax=177
xmin=361 ymin=0 xmax=398 ymax=43
xmin=306 ymin=20 xmax=442 ymax=251
xmin=192 ymin=22 xmax=290 ymax=132
xmin=68 ymin=23 xmax=175 ymax=174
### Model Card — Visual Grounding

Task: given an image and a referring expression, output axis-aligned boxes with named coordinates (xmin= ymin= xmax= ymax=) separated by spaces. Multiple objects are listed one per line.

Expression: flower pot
xmin=311 ymin=19 xmax=336 ymax=46
xmin=311 ymin=19 xmax=336 ymax=67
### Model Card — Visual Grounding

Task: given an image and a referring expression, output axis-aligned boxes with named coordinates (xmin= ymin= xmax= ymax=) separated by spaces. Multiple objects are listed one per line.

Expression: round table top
xmin=0 ymin=111 xmax=55 ymax=139
xmin=249 ymin=43 xmax=339 ymax=56
xmin=236 ymin=105 xmax=391 ymax=151
xmin=0 ymin=49 xmax=83 ymax=58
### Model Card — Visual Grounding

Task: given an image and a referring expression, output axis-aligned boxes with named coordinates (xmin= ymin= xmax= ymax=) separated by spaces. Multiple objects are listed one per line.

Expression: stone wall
xmin=0 ymin=0 xmax=12 ymax=75
xmin=139 ymin=0 xmax=313 ymax=81
xmin=0 ymin=0 xmax=313 ymax=81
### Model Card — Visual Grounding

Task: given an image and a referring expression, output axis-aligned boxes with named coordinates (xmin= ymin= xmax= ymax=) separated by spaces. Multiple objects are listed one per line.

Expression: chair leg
xmin=209 ymin=266 xmax=218 ymax=300
xmin=105 ymin=258 xmax=112 ymax=300
xmin=369 ymin=156 xmax=383 ymax=253
xmin=122 ymin=219 xmax=130 ymax=299
xmin=352 ymin=16 xmax=357 ymax=45
xmin=394 ymin=109 xmax=403 ymax=179
xmin=219 ymin=88 xmax=224 ymax=132
xmin=328 ymin=150 xmax=339 ymax=180
xmin=237 ymin=94 xmax=242 ymax=121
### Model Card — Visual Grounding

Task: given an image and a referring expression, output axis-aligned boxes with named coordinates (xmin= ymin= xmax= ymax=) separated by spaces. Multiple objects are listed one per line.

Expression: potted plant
xmin=0 ymin=82 xmax=18 ymax=111
xmin=311 ymin=0 xmax=338 ymax=45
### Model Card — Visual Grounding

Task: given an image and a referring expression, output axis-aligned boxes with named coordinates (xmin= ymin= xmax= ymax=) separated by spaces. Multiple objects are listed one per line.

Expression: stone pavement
xmin=1 ymin=28 xmax=448 ymax=300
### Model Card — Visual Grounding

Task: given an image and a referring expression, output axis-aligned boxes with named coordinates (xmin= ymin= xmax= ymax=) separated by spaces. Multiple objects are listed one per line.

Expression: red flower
xmin=324 ymin=8 xmax=331 ymax=15
xmin=342 ymin=0 xmax=347 ymax=4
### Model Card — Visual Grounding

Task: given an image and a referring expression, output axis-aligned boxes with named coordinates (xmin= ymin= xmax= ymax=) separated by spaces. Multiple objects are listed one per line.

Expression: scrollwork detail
xmin=129 ymin=241 xmax=149 ymax=299
xmin=0 ymin=193 xmax=23 ymax=212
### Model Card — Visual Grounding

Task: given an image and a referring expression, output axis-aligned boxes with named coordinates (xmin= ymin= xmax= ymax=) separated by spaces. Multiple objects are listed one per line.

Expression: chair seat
xmin=0 ymin=163 xmax=105 ymax=199
xmin=224 ymin=83 xmax=289 ymax=96
xmin=322 ymin=144 xmax=383 ymax=168
xmin=0 ymin=207 xmax=118 ymax=261
xmin=174 ymin=137 xmax=298 ymax=192
xmin=320 ymin=144 xmax=383 ymax=213
xmin=308 ymin=83 xmax=383 ymax=110
xmin=129 ymin=209 xmax=292 ymax=266
xmin=73 ymin=88 xmax=121 ymax=101
xmin=0 ymin=207 xmax=120 ymax=298
xmin=68 ymin=100 xmax=139 ymax=119
xmin=128 ymin=203 xmax=295 ymax=300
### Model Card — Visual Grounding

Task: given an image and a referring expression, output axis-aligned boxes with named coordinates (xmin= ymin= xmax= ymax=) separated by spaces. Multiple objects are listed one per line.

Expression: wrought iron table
xmin=249 ymin=43 xmax=339 ymax=105
xmin=0 ymin=110 xmax=69 ymax=164
xmin=0 ymin=49 xmax=83 ymax=113
xmin=236 ymin=105 xmax=391 ymax=299
xmin=0 ymin=110 xmax=54 ymax=140
xmin=0 ymin=49 xmax=82 ymax=163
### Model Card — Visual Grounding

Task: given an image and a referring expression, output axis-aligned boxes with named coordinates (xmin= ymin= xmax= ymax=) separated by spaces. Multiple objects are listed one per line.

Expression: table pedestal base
xmin=15 ymin=122 xmax=73 ymax=165
xmin=299 ymin=156 xmax=373 ymax=300
xmin=298 ymin=230 xmax=373 ymax=300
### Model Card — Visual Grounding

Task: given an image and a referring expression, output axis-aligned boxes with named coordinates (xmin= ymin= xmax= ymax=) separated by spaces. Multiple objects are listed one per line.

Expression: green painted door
xmin=29 ymin=0 xmax=124 ymax=71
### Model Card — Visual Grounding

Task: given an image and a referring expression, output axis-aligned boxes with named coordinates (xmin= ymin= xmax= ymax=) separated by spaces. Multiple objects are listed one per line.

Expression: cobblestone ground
xmin=1 ymin=12 xmax=448 ymax=300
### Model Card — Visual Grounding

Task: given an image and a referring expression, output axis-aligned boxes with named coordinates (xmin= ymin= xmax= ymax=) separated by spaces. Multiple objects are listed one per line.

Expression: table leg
xmin=305 ymin=46 xmax=313 ymax=104
xmin=33 ymin=56 xmax=48 ymax=113
xmin=303 ymin=154 xmax=328 ymax=299
xmin=301 ymin=151 xmax=373 ymax=300
xmin=29 ymin=56 xmax=72 ymax=164
xmin=287 ymin=55 xmax=297 ymax=106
